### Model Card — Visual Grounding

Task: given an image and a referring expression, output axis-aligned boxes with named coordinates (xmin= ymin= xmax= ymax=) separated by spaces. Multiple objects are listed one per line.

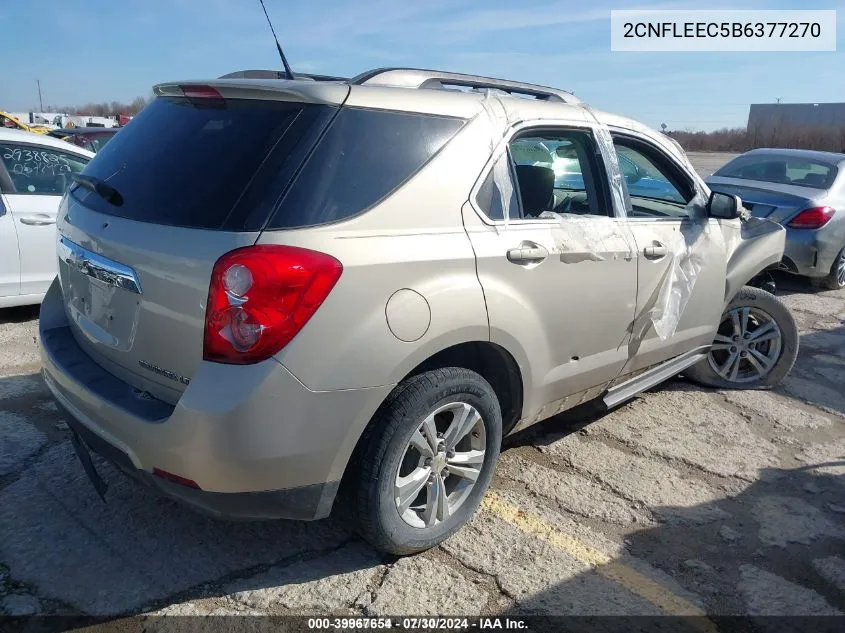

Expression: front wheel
xmin=685 ymin=286 xmax=798 ymax=390
xmin=350 ymin=368 xmax=502 ymax=555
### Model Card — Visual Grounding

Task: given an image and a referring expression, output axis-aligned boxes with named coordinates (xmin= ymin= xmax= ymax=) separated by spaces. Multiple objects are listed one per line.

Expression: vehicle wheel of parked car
xmin=350 ymin=368 xmax=502 ymax=555
xmin=821 ymin=246 xmax=845 ymax=290
xmin=685 ymin=285 xmax=798 ymax=390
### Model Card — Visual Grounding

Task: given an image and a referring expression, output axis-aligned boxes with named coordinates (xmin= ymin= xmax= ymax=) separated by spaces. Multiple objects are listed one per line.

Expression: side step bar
xmin=603 ymin=347 xmax=708 ymax=409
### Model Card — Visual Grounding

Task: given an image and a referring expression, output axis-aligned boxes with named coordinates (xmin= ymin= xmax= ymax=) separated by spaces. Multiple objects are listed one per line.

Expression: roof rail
xmin=349 ymin=67 xmax=580 ymax=104
xmin=218 ymin=69 xmax=348 ymax=82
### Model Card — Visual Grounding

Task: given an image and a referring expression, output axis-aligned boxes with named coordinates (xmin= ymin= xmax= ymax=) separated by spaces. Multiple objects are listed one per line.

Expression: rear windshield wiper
xmin=72 ymin=174 xmax=124 ymax=207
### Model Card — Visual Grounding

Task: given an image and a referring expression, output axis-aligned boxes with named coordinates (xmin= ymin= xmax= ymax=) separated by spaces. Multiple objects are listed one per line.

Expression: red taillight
xmin=787 ymin=206 xmax=836 ymax=229
xmin=203 ymin=245 xmax=343 ymax=365
xmin=179 ymin=84 xmax=223 ymax=99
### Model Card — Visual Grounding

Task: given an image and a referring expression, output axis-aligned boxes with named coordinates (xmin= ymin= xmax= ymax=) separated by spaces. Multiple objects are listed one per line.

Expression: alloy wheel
xmin=394 ymin=402 xmax=486 ymax=529
xmin=708 ymin=306 xmax=783 ymax=384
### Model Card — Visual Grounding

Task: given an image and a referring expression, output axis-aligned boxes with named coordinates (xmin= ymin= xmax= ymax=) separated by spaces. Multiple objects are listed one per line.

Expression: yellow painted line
xmin=483 ymin=491 xmax=612 ymax=566
xmin=481 ymin=491 xmax=718 ymax=631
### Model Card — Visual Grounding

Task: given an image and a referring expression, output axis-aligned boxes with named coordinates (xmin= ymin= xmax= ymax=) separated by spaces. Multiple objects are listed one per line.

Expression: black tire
xmin=685 ymin=285 xmax=798 ymax=390
xmin=821 ymin=246 xmax=845 ymax=290
xmin=349 ymin=368 xmax=502 ymax=555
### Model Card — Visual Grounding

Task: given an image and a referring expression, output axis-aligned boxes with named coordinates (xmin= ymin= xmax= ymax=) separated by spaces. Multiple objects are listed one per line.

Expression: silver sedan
xmin=707 ymin=148 xmax=845 ymax=289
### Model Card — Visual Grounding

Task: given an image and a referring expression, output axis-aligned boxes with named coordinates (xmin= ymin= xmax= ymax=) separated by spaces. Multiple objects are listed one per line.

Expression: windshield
xmin=714 ymin=155 xmax=837 ymax=189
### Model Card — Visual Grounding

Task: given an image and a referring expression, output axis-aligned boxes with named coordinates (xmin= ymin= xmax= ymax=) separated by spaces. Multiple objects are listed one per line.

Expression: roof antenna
xmin=257 ymin=0 xmax=295 ymax=80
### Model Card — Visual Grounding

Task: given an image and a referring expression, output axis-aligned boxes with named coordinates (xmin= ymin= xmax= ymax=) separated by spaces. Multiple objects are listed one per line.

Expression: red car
xmin=47 ymin=127 xmax=119 ymax=153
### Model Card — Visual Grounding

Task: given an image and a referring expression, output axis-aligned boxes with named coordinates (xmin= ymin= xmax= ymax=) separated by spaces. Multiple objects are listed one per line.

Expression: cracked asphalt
xmin=1 ymin=153 xmax=844 ymax=620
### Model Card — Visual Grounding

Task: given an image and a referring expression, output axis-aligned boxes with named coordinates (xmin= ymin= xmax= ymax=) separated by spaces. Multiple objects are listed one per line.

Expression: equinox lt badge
xmin=138 ymin=360 xmax=190 ymax=386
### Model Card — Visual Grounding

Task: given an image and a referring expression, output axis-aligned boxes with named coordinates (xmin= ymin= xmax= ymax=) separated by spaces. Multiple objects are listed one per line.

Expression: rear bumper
xmin=781 ymin=227 xmax=841 ymax=278
xmin=57 ymin=400 xmax=339 ymax=520
xmin=38 ymin=278 xmax=392 ymax=520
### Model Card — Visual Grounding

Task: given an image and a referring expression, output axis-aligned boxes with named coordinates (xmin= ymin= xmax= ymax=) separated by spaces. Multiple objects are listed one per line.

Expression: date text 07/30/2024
xmin=306 ymin=617 xmax=529 ymax=630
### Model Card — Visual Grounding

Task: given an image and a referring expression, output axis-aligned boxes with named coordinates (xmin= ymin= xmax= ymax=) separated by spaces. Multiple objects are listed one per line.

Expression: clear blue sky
xmin=1 ymin=0 xmax=842 ymax=131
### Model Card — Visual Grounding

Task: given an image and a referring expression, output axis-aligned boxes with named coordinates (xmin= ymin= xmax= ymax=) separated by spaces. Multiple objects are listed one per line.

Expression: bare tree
xmin=38 ymin=96 xmax=150 ymax=117
xmin=130 ymin=96 xmax=148 ymax=114
xmin=669 ymin=125 xmax=844 ymax=153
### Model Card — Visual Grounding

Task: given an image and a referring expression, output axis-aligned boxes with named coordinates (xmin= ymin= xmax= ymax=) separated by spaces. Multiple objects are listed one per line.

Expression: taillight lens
xmin=787 ymin=206 xmax=836 ymax=229
xmin=203 ymin=245 xmax=342 ymax=365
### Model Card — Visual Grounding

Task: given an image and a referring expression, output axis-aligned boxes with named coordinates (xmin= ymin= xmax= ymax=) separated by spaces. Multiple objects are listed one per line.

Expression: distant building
xmin=748 ymin=102 xmax=845 ymax=135
xmin=747 ymin=103 xmax=845 ymax=151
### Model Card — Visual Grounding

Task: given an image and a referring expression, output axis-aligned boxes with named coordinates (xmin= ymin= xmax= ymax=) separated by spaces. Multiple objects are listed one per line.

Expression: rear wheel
xmin=350 ymin=368 xmax=501 ymax=555
xmin=821 ymin=246 xmax=845 ymax=290
xmin=685 ymin=286 xmax=798 ymax=390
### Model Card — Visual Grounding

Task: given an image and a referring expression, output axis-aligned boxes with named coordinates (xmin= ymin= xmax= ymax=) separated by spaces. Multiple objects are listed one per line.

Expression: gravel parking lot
xmin=2 ymin=153 xmax=844 ymax=622
xmin=685 ymin=152 xmax=738 ymax=178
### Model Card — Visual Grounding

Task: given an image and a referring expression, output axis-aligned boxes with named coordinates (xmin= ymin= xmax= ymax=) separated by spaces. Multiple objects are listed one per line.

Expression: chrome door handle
xmin=20 ymin=215 xmax=56 ymax=226
xmin=507 ymin=242 xmax=548 ymax=264
xmin=643 ymin=243 xmax=668 ymax=260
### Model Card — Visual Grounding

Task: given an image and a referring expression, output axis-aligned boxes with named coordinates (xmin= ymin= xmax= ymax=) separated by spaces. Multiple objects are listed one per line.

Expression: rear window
xmin=268 ymin=107 xmax=465 ymax=229
xmin=70 ymin=96 xmax=332 ymax=230
xmin=714 ymin=155 xmax=838 ymax=189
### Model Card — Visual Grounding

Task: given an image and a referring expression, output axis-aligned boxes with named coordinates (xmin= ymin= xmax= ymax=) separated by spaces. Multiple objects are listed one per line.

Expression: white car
xmin=0 ymin=129 xmax=93 ymax=307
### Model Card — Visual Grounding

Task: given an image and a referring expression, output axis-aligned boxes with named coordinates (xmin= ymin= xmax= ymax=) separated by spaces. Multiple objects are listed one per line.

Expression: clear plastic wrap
xmin=538 ymin=212 xmax=632 ymax=263
xmin=474 ymin=95 xmax=711 ymax=341
xmin=648 ymin=213 xmax=711 ymax=340
xmin=582 ymin=106 xmax=713 ymax=340
xmin=490 ymin=151 xmax=515 ymax=227
xmin=581 ymin=105 xmax=631 ymax=220
xmin=592 ymin=123 xmax=632 ymax=220
xmin=478 ymin=90 xmax=517 ymax=226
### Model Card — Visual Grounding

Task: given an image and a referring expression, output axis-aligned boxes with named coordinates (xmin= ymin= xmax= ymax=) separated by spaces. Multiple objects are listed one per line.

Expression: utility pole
xmin=36 ymin=80 xmax=43 ymax=112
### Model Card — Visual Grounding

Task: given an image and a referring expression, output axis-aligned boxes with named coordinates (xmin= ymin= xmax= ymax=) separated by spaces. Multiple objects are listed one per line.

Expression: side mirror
xmin=707 ymin=191 xmax=742 ymax=219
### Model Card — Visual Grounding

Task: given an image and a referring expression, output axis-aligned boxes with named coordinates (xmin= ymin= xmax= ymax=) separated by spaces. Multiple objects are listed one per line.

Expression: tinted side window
xmin=0 ymin=143 xmax=88 ymax=195
xmin=269 ymin=107 xmax=465 ymax=229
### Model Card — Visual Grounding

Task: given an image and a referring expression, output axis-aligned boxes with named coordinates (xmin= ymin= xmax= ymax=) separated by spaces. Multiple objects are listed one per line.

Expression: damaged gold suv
xmin=39 ymin=68 xmax=798 ymax=555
